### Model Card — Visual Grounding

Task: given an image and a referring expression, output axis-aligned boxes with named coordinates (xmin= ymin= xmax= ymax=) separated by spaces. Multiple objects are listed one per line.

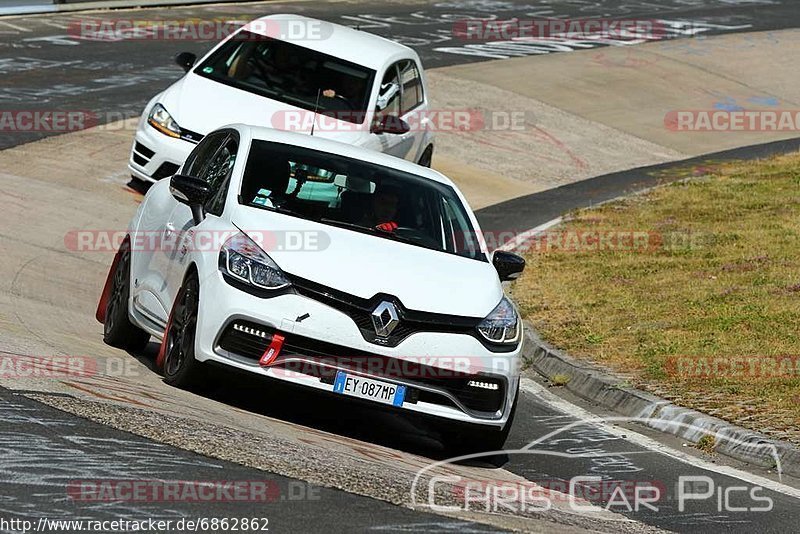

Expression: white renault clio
xmin=102 ymin=126 xmax=524 ymax=452
xmin=129 ymin=14 xmax=435 ymax=184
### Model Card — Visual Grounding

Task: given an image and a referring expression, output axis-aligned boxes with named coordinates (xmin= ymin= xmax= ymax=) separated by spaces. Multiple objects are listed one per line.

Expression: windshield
xmin=240 ymin=141 xmax=486 ymax=261
xmin=194 ymin=30 xmax=375 ymax=124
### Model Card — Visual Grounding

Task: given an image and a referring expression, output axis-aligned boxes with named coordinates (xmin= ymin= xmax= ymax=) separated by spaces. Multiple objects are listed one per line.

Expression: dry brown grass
xmin=511 ymin=152 xmax=800 ymax=442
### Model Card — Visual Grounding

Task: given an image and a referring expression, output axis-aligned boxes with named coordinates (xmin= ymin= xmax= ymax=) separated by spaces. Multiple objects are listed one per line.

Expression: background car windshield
xmin=195 ymin=31 xmax=374 ymax=124
xmin=240 ymin=141 xmax=484 ymax=261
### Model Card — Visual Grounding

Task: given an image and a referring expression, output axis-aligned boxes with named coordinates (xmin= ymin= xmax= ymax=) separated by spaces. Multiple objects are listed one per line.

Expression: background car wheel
xmin=417 ymin=146 xmax=433 ymax=168
xmin=162 ymin=271 xmax=206 ymax=388
xmin=103 ymin=240 xmax=150 ymax=351
xmin=441 ymin=387 xmax=518 ymax=456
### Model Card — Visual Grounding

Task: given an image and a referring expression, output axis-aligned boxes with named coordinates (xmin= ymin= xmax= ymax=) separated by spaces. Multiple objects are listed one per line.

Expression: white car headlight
xmin=477 ymin=297 xmax=520 ymax=345
xmin=219 ymin=232 xmax=290 ymax=290
xmin=147 ymin=103 xmax=182 ymax=138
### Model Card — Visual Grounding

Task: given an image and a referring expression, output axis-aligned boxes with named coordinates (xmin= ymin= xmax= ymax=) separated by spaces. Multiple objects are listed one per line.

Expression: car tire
xmin=441 ymin=386 xmax=518 ymax=456
xmin=417 ymin=146 xmax=433 ymax=168
xmin=103 ymin=240 xmax=150 ymax=352
xmin=162 ymin=271 xmax=206 ymax=389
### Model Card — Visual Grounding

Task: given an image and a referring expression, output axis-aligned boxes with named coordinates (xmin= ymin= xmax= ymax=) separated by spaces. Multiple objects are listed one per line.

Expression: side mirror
xmin=493 ymin=250 xmax=526 ymax=282
xmin=170 ymin=174 xmax=210 ymax=224
xmin=372 ymin=114 xmax=410 ymax=135
xmin=175 ymin=52 xmax=197 ymax=73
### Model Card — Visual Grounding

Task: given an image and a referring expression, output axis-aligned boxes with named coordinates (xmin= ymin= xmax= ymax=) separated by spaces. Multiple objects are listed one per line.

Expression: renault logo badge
xmin=371 ymin=301 xmax=399 ymax=337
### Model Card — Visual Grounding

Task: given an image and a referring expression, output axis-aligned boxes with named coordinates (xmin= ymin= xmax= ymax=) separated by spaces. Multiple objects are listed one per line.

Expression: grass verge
xmin=510 ymin=152 xmax=800 ymax=443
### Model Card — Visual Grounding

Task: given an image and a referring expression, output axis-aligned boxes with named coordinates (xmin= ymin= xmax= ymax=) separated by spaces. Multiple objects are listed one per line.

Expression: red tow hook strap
xmin=259 ymin=333 xmax=285 ymax=367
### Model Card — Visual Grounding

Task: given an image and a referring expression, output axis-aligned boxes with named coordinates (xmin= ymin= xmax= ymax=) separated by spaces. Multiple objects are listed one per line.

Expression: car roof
xmin=243 ymin=14 xmax=417 ymax=70
xmin=234 ymin=124 xmax=456 ymax=188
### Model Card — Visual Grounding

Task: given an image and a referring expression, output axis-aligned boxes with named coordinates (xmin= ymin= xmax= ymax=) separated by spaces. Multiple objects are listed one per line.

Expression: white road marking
xmin=520 ymin=378 xmax=800 ymax=500
xmin=496 ymin=217 xmax=562 ymax=251
xmin=0 ymin=20 xmax=31 ymax=33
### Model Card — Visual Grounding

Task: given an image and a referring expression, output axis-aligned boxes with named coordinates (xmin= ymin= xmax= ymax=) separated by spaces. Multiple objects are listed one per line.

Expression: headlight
xmin=219 ymin=232 xmax=290 ymax=290
xmin=477 ymin=297 xmax=520 ymax=344
xmin=147 ymin=103 xmax=182 ymax=138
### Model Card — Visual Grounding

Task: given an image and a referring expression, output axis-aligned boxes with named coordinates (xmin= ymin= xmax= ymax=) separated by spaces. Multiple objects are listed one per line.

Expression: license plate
xmin=332 ymin=371 xmax=405 ymax=407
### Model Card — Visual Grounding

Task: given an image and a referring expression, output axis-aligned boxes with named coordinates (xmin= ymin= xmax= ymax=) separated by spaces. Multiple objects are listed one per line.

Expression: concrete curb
xmin=521 ymin=325 xmax=800 ymax=478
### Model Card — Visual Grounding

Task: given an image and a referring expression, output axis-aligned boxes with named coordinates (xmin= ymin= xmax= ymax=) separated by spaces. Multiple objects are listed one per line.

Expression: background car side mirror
xmin=170 ymin=174 xmax=210 ymax=224
xmin=372 ymin=115 xmax=410 ymax=135
xmin=175 ymin=52 xmax=197 ymax=73
xmin=493 ymin=250 xmax=526 ymax=281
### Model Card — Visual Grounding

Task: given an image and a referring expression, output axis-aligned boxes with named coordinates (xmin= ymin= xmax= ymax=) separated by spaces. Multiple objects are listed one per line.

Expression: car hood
xmin=161 ymin=74 xmax=368 ymax=145
xmin=233 ymin=207 xmax=502 ymax=318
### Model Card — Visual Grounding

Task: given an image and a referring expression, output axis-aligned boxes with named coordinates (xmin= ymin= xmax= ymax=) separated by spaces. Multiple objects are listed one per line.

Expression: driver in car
xmin=359 ymin=187 xmax=400 ymax=232
xmin=230 ymin=43 xmax=308 ymax=93
xmin=321 ymin=75 xmax=364 ymax=113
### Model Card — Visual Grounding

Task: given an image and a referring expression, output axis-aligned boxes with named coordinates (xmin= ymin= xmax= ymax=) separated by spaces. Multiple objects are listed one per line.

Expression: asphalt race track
xmin=3 ymin=0 xmax=800 ymax=150
xmin=0 ymin=387 xmax=502 ymax=533
xmin=2 ymin=0 xmax=800 ymax=532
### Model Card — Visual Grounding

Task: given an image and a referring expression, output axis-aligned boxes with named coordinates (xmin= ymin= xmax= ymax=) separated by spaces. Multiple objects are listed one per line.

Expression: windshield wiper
xmin=318 ymin=219 xmax=369 ymax=232
xmin=319 ymin=218 xmax=422 ymax=247
xmin=249 ymin=202 xmax=313 ymax=221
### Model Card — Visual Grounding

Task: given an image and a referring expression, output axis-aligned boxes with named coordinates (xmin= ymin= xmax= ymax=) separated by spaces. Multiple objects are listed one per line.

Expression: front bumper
xmin=128 ymin=122 xmax=197 ymax=183
xmin=195 ymin=270 xmax=521 ymax=427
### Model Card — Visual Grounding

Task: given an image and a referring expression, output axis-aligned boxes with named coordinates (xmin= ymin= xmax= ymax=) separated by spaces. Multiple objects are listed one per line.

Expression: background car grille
xmin=131 ymin=141 xmax=154 ymax=167
xmin=134 ymin=141 xmax=155 ymax=159
xmin=216 ymin=320 xmax=506 ymax=414
xmin=130 ymin=141 xmax=180 ymax=180
xmin=179 ymin=129 xmax=204 ymax=144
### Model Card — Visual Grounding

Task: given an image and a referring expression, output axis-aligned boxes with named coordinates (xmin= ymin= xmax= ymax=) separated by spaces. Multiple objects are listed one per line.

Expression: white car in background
xmin=129 ymin=14 xmax=435 ymax=184
xmin=101 ymin=125 xmax=525 ymax=453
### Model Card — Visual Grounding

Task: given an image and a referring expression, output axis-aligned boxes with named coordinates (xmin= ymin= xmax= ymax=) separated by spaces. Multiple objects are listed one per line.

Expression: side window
xmin=441 ymin=196 xmax=477 ymax=258
xmin=204 ymin=135 xmax=239 ymax=216
xmin=399 ymin=60 xmax=423 ymax=115
xmin=376 ymin=64 xmax=401 ymax=117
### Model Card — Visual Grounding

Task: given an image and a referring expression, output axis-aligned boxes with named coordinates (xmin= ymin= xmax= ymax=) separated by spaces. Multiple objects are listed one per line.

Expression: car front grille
xmin=287 ymin=274 xmax=480 ymax=348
